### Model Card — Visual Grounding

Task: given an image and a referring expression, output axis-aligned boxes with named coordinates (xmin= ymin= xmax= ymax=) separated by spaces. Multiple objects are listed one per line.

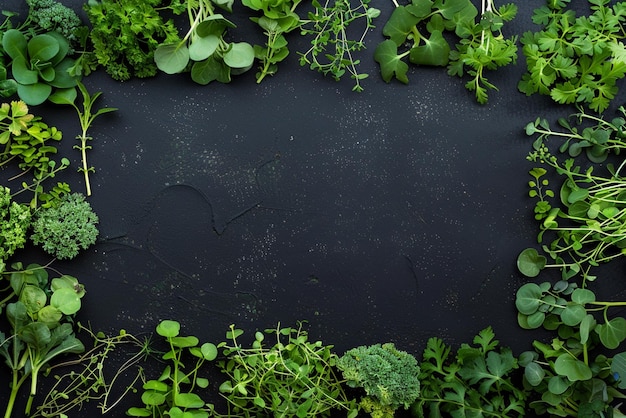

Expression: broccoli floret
xmin=31 ymin=192 xmax=98 ymax=260
xmin=25 ymin=0 xmax=83 ymax=42
xmin=336 ymin=343 xmax=421 ymax=416
xmin=0 ymin=186 xmax=32 ymax=269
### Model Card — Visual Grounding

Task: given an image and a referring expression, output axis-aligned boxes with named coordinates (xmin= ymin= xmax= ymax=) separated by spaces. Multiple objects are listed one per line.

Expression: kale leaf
xmin=337 ymin=342 xmax=420 ymax=417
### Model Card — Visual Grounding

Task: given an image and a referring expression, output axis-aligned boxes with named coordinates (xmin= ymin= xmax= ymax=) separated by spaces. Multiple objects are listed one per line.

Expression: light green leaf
xmin=154 ymin=43 xmax=189 ymax=74
xmin=517 ymin=248 xmax=546 ymax=278
xmin=223 ymin=42 xmax=255 ymax=69
xmin=189 ymin=35 xmax=220 ymax=61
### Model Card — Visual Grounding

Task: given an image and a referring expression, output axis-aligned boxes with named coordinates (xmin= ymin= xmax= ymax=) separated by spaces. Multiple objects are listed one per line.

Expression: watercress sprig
xmin=515 ymin=281 xmax=626 ymax=416
xmin=127 ymin=319 xmax=217 ymax=417
xmin=153 ymin=0 xmax=255 ymax=84
xmin=242 ymin=0 xmax=302 ymax=83
xmin=214 ymin=322 xmax=358 ymax=418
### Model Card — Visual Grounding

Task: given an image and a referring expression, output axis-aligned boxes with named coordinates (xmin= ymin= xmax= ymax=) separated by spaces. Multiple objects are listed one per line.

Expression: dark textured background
xmin=1 ymin=0 xmax=625 ymax=416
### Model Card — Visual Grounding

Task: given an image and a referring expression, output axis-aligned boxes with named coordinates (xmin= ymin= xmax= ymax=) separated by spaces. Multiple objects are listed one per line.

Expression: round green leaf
xmin=28 ymin=34 xmax=60 ymax=62
xmin=51 ymin=275 xmax=85 ymax=298
xmin=515 ymin=282 xmax=544 ymax=315
xmin=143 ymin=380 xmax=168 ymax=391
xmin=201 ymin=342 xmax=217 ymax=360
xmin=50 ymin=58 xmax=79 ymax=88
xmin=2 ymin=29 xmax=27 ymax=60
xmin=560 ymin=304 xmax=586 ymax=326
xmin=141 ymin=390 xmax=166 ymax=406
xmin=20 ymin=285 xmax=47 ymax=315
xmin=567 ymin=188 xmax=589 ymax=204
xmin=548 ymin=375 xmax=571 ymax=395
xmin=554 ymin=354 xmax=592 ymax=381
xmin=526 ymin=311 xmax=546 ymax=328
xmin=12 ymin=56 xmax=38 ymax=85
xmin=156 ymin=320 xmax=180 ymax=338
xmin=17 ymin=82 xmax=52 ymax=106
xmin=175 ymin=392 xmax=205 ymax=408
xmin=171 ymin=335 xmax=199 ymax=348
xmin=189 ymin=34 xmax=220 ymax=61
xmin=517 ymin=248 xmax=546 ymax=277
xmin=154 ymin=43 xmax=189 ymax=74
xmin=597 ymin=317 xmax=626 ymax=349
xmin=223 ymin=42 xmax=255 ymax=69
xmin=524 ymin=362 xmax=545 ymax=386
xmin=571 ymin=288 xmax=595 ymax=305
xmin=37 ymin=305 xmax=62 ymax=327
xmin=51 ymin=288 xmax=82 ymax=315
xmin=126 ymin=407 xmax=152 ymax=417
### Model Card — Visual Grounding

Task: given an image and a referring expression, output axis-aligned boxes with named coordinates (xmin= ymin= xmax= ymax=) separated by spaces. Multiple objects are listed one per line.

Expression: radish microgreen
xmin=153 ymin=0 xmax=255 ymax=84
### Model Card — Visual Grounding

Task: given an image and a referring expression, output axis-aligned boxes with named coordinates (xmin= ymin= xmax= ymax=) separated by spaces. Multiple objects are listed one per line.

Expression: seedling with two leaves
xmin=127 ymin=320 xmax=217 ymax=418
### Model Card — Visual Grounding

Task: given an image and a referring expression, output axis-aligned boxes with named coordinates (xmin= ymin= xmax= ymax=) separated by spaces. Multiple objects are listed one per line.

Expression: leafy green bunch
xmin=412 ymin=327 xmax=526 ymax=418
xmin=374 ymin=0 xmax=517 ymax=103
xmin=524 ymin=106 xmax=626 ymax=165
xmin=127 ymin=319 xmax=217 ymax=418
xmin=0 ymin=262 xmax=85 ymax=418
xmin=519 ymin=118 xmax=626 ymax=283
xmin=214 ymin=322 xmax=358 ymax=418
xmin=84 ymin=0 xmax=183 ymax=81
xmin=154 ymin=0 xmax=255 ymax=85
xmin=242 ymin=0 xmax=303 ymax=82
xmin=336 ymin=342 xmax=420 ymax=417
xmin=515 ymin=281 xmax=626 ymax=417
xmin=447 ymin=1 xmax=518 ymax=104
xmin=298 ymin=0 xmax=380 ymax=92
xmin=0 ymin=186 xmax=30 ymax=271
xmin=518 ymin=0 xmax=626 ymax=113
xmin=30 ymin=192 xmax=99 ymax=260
